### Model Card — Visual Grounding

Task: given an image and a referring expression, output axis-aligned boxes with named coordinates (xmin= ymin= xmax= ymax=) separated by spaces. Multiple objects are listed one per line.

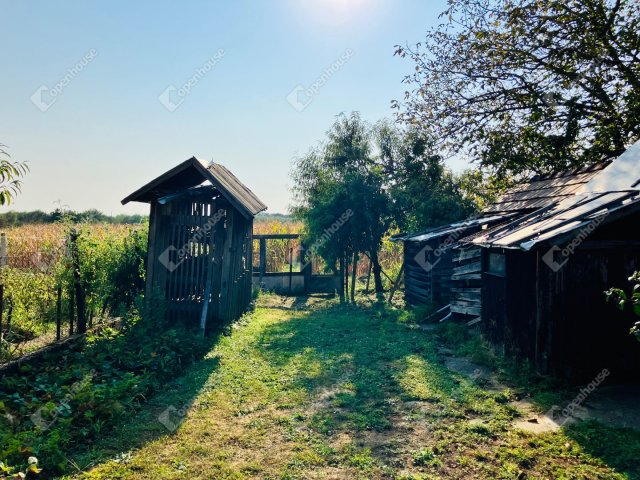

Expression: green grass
xmin=57 ymin=293 xmax=639 ymax=479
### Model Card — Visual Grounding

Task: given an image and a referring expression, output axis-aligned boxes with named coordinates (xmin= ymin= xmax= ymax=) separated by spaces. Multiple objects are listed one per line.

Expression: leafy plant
xmin=0 ymin=144 xmax=29 ymax=206
xmin=605 ymin=271 xmax=640 ymax=341
xmin=0 ymin=306 xmax=211 ymax=476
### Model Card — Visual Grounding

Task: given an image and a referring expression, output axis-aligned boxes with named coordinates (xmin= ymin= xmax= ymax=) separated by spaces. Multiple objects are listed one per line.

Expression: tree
xmin=0 ymin=144 xmax=28 ymax=205
xmin=292 ymin=113 xmax=391 ymax=298
xmin=374 ymin=122 xmax=480 ymax=232
xmin=394 ymin=0 xmax=640 ymax=179
xmin=292 ymin=114 xmax=481 ymax=298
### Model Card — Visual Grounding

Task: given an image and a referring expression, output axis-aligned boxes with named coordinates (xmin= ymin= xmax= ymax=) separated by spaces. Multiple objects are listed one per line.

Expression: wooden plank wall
xmin=481 ymin=249 xmax=536 ymax=358
xmin=432 ymin=248 xmax=454 ymax=308
xmin=450 ymin=246 xmax=482 ymax=318
xmin=403 ymin=241 xmax=433 ymax=306
xmin=146 ymin=196 xmax=253 ymax=329
xmin=535 ymin=247 xmax=640 ymax=380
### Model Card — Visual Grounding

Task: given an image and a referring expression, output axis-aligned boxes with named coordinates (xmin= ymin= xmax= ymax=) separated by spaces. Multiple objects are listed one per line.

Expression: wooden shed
xmin=394 ymin=161 xmax=609 ymax=321
xmin=466 ymin=141 xmax=640 ymax=380
xmin=122 ymin=157 xmax=267 ymax=331
xmin=392 ymin=215 xmax=511 ymax=312
xmin=394 ymin=140 xmax=640 ymax=379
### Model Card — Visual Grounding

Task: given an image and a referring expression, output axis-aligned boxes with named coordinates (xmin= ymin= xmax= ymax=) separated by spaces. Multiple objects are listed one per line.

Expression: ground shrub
xmin=0 ymin=307 xmax=211 ymax=478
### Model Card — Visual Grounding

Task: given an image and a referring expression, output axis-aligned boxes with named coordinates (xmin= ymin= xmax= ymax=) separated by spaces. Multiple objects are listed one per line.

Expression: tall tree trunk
xmin=344 ymin=253 xmax=349 ymax=302
xmin=364 ymin=260 xmax=372 ymax=294
xmin=370 ymin=248 xmax=384 ymax=297
xmin=338 ymin=254 xmax=345 ymax=303
xmin=351 ymin=252 xmax=358 ymax=302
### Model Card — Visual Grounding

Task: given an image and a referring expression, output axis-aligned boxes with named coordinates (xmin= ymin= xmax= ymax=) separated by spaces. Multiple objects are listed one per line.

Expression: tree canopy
xmin=292 ymin=113 xmax=390 ymax=297
xmin=394 ymin=0 xmax=640 ymax=179
xmin=291 ymin=113 xmax=479 ymax=298
xmin=374 ymin=121 xmax=482 ymax=232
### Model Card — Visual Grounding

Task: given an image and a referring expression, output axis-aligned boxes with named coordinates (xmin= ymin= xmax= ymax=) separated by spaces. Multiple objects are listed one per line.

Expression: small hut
xmin=391 ymin=215 xmax=511 ymax=311
xmin=122 ymin=157 xmax=267 ymax=331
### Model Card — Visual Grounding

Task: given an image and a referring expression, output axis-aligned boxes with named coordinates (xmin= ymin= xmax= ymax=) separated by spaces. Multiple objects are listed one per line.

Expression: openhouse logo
xmin=158 ymin=49 xmax=226 ymax=112
xmin=286 ymin=49 xmax=354 ymax=112
xmin=30 ymin=49 xmax=98 ymax=112
xmin=542 ymin=214 xmax=607 ymax=272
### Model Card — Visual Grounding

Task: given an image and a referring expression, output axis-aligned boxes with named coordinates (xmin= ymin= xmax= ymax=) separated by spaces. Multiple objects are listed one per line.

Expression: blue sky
xmin=0 ymin=0 xmax=451 ymax=215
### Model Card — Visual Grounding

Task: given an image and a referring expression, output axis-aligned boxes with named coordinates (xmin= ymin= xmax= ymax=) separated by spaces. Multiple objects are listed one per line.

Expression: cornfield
xmin=0 ymin=217 xmax=403 ymax=363
xmin=0 ymin=223 xmax=147 ymax=362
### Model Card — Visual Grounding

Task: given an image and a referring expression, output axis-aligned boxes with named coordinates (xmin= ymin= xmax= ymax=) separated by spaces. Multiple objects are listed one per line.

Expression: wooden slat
xmin=452 ymin=291 xmax=481 ymax=303
xmin=451 ymin=303 xmax=482 ymax=316
xmin=451 ymin=287 xmax=481 ymax=294
xmin=451 ymin=273 xmax=482 ymax=280
xmin=454 ymin=248 xmax=481 ymax=261
xmin=452 ymin=261 xmax=481 ymax=275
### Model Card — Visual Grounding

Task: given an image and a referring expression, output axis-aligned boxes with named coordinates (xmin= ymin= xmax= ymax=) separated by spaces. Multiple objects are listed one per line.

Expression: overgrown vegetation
xmin=0 ymin=302 xmax=211 ymax=478
xmin=0 ymin=223 xmax=147 ymax=361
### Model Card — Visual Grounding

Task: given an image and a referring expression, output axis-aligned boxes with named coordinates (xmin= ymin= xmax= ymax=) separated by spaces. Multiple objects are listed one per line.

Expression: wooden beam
xmin=252 ymin=233 xmax=301 ymax=239
xmin=199 ymin=270 xmax=212 ymax=336
xmin=259 ymin=237 xmax=266 ymax=284
xmin=387 ymin=262 xmax=405 ymax=303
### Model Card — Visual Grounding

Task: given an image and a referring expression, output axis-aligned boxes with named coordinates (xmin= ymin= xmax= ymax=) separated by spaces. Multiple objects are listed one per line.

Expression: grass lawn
xmin=66 ymin=293 xmax=640 ymax=479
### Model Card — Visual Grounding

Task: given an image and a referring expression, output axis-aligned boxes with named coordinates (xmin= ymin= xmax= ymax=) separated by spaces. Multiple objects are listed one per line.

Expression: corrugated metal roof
xmin=579 ymin=139 xmax=640 ymax=193
xmin=401 ymin=141 xmax=640 ymax=250
xmin=121 ymin=157 xmax=267 ymax=218
xmin=466 ymin=191 xmax=640 ymax=250
xmin=463 ymin=140 xmax=640 ymax=250
xmin=486 ymin=163 xmax=609 ymax=214
xmin=394 ymin=214 xmax=514 ymax=242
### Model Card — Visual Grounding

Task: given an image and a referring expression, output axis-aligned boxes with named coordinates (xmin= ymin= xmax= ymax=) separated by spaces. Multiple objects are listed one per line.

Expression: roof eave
xmin=121 ymin=157 xmax=199 ymax=205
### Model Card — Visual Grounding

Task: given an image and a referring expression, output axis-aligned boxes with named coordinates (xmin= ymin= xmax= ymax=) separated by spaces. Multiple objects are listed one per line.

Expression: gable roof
xmin=121 ymin=157 xmax=267 ymax=218
xmin=393 ymin=161 xmax=611 ymax=244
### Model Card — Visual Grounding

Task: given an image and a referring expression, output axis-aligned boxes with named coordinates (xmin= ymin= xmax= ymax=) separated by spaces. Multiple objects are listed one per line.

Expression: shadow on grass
xmin=0 ymin=314 xmax=226 ymax=477
xmin=248 ymin=298 xmax=640 ymax=479
xmin=64 ymin=320 xmax=227 ymax=472
xmin=70 ymin=355 xmax=221 ymax=471
xmin=563 ymin=421 xmax=640 ymax=479
xmin=24 ymin=295 xmax=640 ymax=479
xmin=435 ymin=319 xmax=640 ymax=479
xmin=253 ymin=300 xmax=465 ymax=434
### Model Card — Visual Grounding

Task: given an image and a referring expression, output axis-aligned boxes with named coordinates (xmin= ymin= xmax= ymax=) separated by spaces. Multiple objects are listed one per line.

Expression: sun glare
xmin=297 ymin=0 xmax=372 ymax=26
